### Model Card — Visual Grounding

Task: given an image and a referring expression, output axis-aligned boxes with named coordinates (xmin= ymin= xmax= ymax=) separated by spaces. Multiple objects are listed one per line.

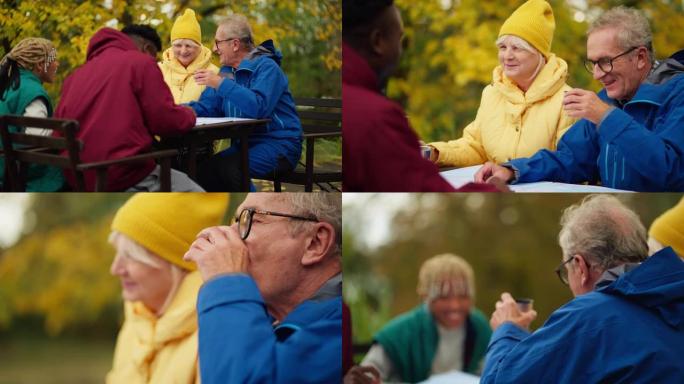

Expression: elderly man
xmin=475 ymin=6 xmax=684 ymax=191
xmin=347 ymin=254 xmax=491 ymax=383
xmin=55 ymin=26 xmax=202 ymax=191
xmin=481 ymin=195 xmax=684 ymax=383
xmin=183 ymin=193 xmax=341 ymax=383
xmin=188 ymin=15 xmax=302 ymax=191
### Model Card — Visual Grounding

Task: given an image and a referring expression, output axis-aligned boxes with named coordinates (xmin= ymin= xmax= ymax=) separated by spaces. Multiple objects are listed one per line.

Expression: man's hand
xmin=563 ymin=88 xmax=612 ymax=124
xmin=490 ymin=292 xmax=537 ymax=331
xmin=194 ymin=69 xmax=224 ymax=89
xmin=183 ymin=226 xmax=249 ymax=281
xmin=343 ymin=365 xmax=381 ymax=384
xmin=474 ymin=162 xmax=514 ymax=184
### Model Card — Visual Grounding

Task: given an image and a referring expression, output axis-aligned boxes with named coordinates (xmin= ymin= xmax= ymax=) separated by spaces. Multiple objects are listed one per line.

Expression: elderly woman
xmin=159 ymin=9 xmax=219 ymax=104
xmin=354 ymin=254 xmax=491 ymax=383
xmin=0 ymin=37 xmax=63 ymax=191
xmin=428 ymin=0 xmax=576 ymax=168
xmin=106 ymin=193 xmax=228 ymax=384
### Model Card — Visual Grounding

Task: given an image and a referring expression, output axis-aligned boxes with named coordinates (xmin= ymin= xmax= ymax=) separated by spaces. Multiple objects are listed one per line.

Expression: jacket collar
xmin=220 ymin=40 xmax=282 ymax=74
xmin=342 ymin=42 xmax=381 ymax=92
xmin=597 ymin=247 xmax=684 ymax=329
xmin=598 ymin=78 xmax=674 ymax=108
xmin=492 ymin=54 xmax=569 ymax=104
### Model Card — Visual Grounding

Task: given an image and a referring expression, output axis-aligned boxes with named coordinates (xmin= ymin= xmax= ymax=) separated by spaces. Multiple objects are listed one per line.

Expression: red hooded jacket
xmin=342 ymin=43 xmax=495 ymax=192
xmin=55 ymin=28 xmax=195 ymax=191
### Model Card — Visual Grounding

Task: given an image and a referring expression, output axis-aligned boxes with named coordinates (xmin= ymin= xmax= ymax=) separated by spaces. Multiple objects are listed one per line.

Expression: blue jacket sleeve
xmin=188 ymin=88 xmax=223 ymax=117
xmin=215 ymin=60 xmax=287 ymax=119
xmin=480 ymin=323 xmax=530 ymax=383
xmin=597 ymin=93 xmax=684 ymax=189
xmin=506 ymin=119 xmax=601 ymax=184
xmin=196 ymin=274 xmax=340 ymax=384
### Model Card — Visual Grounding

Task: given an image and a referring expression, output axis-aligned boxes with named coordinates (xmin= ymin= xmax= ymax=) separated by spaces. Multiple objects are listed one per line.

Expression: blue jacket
xmin=507 ymin=74 xmax=684 ymax=191
xmin=188 ymin=41 xmax=302 ymax=162
xmin=481 ymin=247 xmax=684 ymax=383
xmin=196 ymin=274 xmax=342 ymax=383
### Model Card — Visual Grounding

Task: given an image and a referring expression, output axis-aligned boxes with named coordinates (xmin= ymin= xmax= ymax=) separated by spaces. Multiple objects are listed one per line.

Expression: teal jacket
xmin=0 ymin=68 xmax=64 ymax=191
xmin=374 ymin=303 xmax=492 ymax=382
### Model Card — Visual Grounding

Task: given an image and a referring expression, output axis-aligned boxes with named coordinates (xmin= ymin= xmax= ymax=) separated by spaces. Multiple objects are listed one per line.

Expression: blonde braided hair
xmin=0 ymin=37 xmax=56 ymax=100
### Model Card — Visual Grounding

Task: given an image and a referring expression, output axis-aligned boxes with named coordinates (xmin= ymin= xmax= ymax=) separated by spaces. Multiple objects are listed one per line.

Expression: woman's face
xmin=498 ymin=38 xmax=540 ymax=86
xmin=172 ymin=39 xmax=201 ymax=67
xmin=110 ymin=238 xmax=173 ymax=312
xmin=429 ymin=293 xmax=472 ymax=329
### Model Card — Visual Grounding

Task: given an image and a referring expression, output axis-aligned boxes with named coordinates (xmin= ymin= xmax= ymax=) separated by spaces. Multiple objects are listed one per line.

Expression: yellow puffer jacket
xmin=430 ymin=54 xmax=577 ymax=167
xmin=106 ymin=271 xmax=202 ymax=384
xmin=158 ymin=46 xmax=219 ymax=104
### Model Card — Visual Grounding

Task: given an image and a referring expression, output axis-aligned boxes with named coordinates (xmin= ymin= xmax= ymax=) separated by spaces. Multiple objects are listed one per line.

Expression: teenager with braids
xmin=0 ymin=37 xmax=64 ymax=191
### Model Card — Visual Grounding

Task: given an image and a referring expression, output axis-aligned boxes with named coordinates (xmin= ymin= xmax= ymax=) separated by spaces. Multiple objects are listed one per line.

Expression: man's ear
xmin=636 ymin=47 xmax=650 ymax=70
xmin=301 ymin=222 xmax=335 ymax=267
xmin=369 ymin=27 xmax=386 ymax=57
xmin=575 ymin=254 xmax=593 ymax=285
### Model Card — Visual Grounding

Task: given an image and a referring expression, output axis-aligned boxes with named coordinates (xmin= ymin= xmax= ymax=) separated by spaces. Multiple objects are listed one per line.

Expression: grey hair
xmin=587 ymin=6 xmax=654 ymax=64
xmin=496 ymin=35 xmax=540 ymax=56
xmin=283 ymin=193 xmax=341 ymax=256
xmin=109 ymin=231 xmax=186 ymax=315
xmin=109 ymin=231 xmax=165 ymax=269
xmin=217 ymin=14 xmax=255 ymax=50
xmin=558 ymin=195 xmax=648 ymax=270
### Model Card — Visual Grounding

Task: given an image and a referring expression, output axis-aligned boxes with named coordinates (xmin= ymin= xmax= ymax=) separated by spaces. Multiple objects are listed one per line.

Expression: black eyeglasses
xmin=235 ymin=208 xmax=318 ymax=240
xmin=214 ymin=37 xmax=240 ymax=51
xmin=584 ymin=46 xmax=639 ymax=74
xmin=554 ymin=256 xmax=575 ymax=286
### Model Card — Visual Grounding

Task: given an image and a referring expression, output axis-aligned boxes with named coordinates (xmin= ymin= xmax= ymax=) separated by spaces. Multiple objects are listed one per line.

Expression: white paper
xmin=440 ymin=165 xmax=630 ymax=193
xmin=419 ymin=370 xmax=480 ymax=384
xmin=195 ymin=117 xmax=256 ymax=126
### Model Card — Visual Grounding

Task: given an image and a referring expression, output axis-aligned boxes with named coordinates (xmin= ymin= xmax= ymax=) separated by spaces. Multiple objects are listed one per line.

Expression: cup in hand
xmin=420 ymin=145 xmax=432 ymax=160
xmin=515 ymin=298 xmax=534 ymax=313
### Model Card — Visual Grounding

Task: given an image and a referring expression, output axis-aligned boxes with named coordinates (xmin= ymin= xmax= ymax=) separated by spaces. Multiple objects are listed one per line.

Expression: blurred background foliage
xmin=388 ymin=0 xmax=684 ymax=142
xmin=0 ymin=193 xmax=243 ymax=383
xmin=343 ymin=193 xmax=683 ymax=350
xmin=0 ymin=0 xmax=341 ymax=170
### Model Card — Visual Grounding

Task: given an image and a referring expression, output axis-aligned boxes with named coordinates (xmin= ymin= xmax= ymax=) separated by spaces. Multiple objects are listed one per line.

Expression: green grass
xmin=0 ymin=336 xmax=114 ymax=384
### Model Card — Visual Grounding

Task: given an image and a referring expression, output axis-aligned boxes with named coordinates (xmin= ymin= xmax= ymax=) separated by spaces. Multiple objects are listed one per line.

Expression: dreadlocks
xmin=0 ymin=37 xmax=56 ymax=101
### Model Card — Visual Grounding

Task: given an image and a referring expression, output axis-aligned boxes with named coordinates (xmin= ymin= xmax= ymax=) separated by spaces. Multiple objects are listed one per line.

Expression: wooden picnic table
xmin=164 ymin=117 xmax=270 ymax=191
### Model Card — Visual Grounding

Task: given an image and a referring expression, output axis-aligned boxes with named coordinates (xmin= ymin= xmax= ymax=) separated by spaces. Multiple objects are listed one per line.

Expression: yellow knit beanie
xmin=498 ymin=0 xmax=555 ymax=59
xmin=171 ymin=9 xmax=202 ymax=44
xmin=649 ymin=197 xmax=684 ymax=258
xmin=111 ymin=193 xmax=229 ymax=271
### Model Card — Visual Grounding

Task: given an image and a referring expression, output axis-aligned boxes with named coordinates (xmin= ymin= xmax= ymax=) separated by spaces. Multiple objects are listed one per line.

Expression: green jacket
xmin=374 ymin=303 xmax=492 ymax=382
xmin=0 ymin=68 xmax=63 ymax=191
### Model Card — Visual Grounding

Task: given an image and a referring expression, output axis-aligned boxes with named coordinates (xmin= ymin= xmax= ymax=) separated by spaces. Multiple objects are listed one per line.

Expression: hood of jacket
xmin=126 ymin=271 xmax=202 ymax=367
xmin=492 ymin=54 xmax=569 ymax=105
xmin=342 ymin=42 xmax=380 ymax=93
xmin=241 ymin=39 xmax=283 ymax=69
xmin=646 ymin=57 xmax=684 ymax=85
xmin=598 ymin=247 xmax=684 ymax=330
xmin=86 ymin=27 xmax=138 ymax=62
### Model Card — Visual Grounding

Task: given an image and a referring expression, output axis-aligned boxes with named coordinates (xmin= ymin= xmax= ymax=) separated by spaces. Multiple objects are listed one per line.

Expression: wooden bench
xmin=261 ymin=97 xmax=342 ymax=192
xmin=0 ymin=115 xmax=177 ymax=191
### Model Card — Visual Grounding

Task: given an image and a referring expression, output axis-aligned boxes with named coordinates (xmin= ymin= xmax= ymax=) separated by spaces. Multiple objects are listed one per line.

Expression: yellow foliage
xmin=0 ymin=213 xmax=120 ymax=335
